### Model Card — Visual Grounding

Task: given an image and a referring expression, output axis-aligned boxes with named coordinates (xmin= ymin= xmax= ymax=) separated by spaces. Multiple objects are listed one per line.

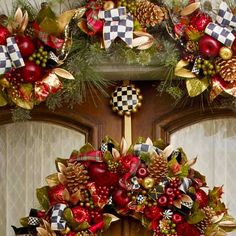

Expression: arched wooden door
xmin=1 ymin=81 xmax=236 ymax=236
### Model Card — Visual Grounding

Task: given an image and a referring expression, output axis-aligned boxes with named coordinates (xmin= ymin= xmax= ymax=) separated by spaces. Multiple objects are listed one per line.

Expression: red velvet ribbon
xmin=119 ymin=155 xmax=141 ymax=190
xmin=89 ymin=220 xmax=105 ymax=234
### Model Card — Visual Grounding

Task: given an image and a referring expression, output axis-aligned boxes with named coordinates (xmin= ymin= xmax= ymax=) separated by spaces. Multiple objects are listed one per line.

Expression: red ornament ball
xmin=195 ymin=189 xmax=208 ymax=208
xmin=172 ymin=213 xmax=183 ymax=224
xmin=199 ymin=35 xmax=221 ymax=58
xmin=15 ymin=35 xmax=35 ymax=58
xmin=0 ymin=25 xmax=10 ymax=45
xmin=190 ymin=12 xmax=212 ymax=32
xmin=136 ymin=166 xmax=148 ymax=178
xmin=21 ymin=61 xmax=42 ymax=82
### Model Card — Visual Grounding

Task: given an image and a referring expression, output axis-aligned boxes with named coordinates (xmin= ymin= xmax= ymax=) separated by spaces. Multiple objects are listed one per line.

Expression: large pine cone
xmin=196 ymin=206 xmax=215 ymax=233
xmin=134 ymin=0 xmax=165 ymax=27
xmin=63 ymin=163 xmax=89 ymax=193
xmin=148 ymin=153 xmax=168 ymax=184
xmin=215 ymin=56 xmax=236 ymax=82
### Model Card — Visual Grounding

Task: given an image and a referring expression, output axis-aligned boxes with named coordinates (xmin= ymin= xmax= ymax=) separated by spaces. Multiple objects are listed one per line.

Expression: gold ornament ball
xmin=219 ymin=47 xmax=233 ymax=60
xmin=142 ymin=177 xmax=155 ymax=189
xmin=104 ymin=1 xmax=115 ymax=10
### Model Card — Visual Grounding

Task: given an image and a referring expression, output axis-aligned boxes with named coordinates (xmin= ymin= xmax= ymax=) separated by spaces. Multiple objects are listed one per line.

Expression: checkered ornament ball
xmin=111 ymin=84 xmax=142 ymax=116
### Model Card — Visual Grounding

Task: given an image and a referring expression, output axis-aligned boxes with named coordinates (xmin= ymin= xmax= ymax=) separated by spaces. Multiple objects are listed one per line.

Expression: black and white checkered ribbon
xmin=205 ymin=2 xmax=236 ymax=47
xmin=50 ymin=203 xmax=67 ymax=231
xmin=179 ymin=177 xmax=192 ymax=193
xmin=0 ymin=37 xmax=25 ymax=74
xmin=98 ymin=7 xmax=133 ymax=49
xmin=134 ymin=143 xmax=163 ymax=156
xmin=131 ymin=176 xmax=140 ymax=190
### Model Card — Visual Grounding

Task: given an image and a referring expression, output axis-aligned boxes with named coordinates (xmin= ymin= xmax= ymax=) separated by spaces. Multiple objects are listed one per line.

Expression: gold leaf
xmin=14 ymin=8 xmax=23 ymax=24
xmin=57 ymin=9 xmax=77 ymax=34
xmin=36 ymin=228 xmax=48 ymax=236
xmin=12 ymin=97 xmax=34 ymax=110
xmin=63 ymin=188 xmax=70 ymax=202
xmin=70 ymin=190 xmax=82 ymax=205
xmin=52 ymin=68 xmax=75 ymax=80
xmin=46 ymin=173 xmax=59 ymax=187
xmin=133 ymin=31 xmax=154 ymax=50
xmin=186 ymin=77 xmax=209 ymax=97
xmin=163 ymin=145 xmax=174 ymax=159
xmin=181 ymin=2 xmax=201 ymax=16
xmin=58 ymin=173 xmax=67 ymax=185
xmin=145 ymin=137 xmax=153 ymax=146
xmin=112 ymin=148 xmax=121 ymax=160
xmin=175 ymin=60 xmax=196 ymax=78
xmin=103 ymin=213 xmax=120 ymax=222
xmin=19 ymin=11 xmax=29 ymax=33
xmin=187 ymin=157 xmax=197 ymax=167
xmin=219 ymin=220 xmax=236 ymax=227
xmin=58 ymin=162 xmax=66 ymax=173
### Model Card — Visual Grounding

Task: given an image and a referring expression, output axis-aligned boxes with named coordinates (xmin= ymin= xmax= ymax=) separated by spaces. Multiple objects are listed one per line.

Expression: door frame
xmin=153 ymin=108 xmax=236 ymax=143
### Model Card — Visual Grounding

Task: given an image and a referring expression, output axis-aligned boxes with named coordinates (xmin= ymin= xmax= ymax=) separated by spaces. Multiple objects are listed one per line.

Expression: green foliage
xmin=36 ymin=186 xmax=50 ymax=211
xmin=11 ymin=107 xmax=31 ymax=122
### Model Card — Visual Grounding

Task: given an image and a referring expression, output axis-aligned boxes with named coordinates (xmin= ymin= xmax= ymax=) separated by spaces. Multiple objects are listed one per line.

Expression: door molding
xmin=153 ymin=108 xmax=236 ymax=143
xmin=0 ymin=107 xmax=103 ymax=148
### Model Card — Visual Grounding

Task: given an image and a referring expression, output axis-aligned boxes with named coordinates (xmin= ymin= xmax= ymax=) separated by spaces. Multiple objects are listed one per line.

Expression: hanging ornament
xmin=111 ymin=83 xmax=142 ymax=116
xmin=110 ymin=82 xmax=142 ymax=146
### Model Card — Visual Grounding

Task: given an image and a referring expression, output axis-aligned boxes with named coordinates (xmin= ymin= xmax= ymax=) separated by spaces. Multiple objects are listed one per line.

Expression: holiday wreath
xmin=13 ymin=137 xmax=236 ymax=236
xmin=1 ymin=0 xmax=236 ymax=120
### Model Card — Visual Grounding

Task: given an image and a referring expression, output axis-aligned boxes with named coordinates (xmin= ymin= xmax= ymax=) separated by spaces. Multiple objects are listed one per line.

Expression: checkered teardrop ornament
xmin=111 ymin=84 xmax=142 ymax=116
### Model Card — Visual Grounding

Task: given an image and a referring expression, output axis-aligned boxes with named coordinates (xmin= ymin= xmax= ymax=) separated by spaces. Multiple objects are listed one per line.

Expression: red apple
xmin=199 ymin=35 xmax=221 ymax=58
xmin=21 ymin=61 xmax=42 ymax=82
xmin=157 ymin=195 xmax=168 ymax=207
xmin=112 ymin=188 xmax=130 ymax=208
xmin=88 ymin=163 xmax=119 ymax=187
xmin=15 ymin=35 xmax=35 ymax=58
xmin=172 ymin=213 xmax=183 ymax=224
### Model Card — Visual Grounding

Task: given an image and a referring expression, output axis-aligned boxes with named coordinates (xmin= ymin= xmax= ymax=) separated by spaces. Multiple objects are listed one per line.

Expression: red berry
xmin=165 ymin=187 xmax=174 ymax=196
xmin=136 ymin=166 xmax=148 ymax=178
xmin=15 ymin=35 xmax=35 ymax=58
xmin=172 ymin=213 xmax=183 ymax=224
xmin=158 ymin=195 xmax=168 ymax=207
xmin=21 ymin=61 xmax=42 ymax=82
xmin=0 ymin=25 xmax=10 ymax=45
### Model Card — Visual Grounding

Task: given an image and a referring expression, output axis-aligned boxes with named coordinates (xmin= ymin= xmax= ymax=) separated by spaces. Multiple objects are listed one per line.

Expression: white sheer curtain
xmin=0 ymin=122 xmax=85 ymax=236
xmin=170 ymin=118 xmax=236 ymax=236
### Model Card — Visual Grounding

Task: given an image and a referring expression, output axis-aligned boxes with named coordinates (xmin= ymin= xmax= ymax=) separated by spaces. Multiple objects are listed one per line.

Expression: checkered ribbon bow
xmin=50 ymin=203 xmax=67 ymax=231
xmin=0 ymin=37 xmax=25 ymax=75
xmin=98 ymin=7 xmax=133 ymax=49
xmin=205 ymin=2 xmax=236 ymax=47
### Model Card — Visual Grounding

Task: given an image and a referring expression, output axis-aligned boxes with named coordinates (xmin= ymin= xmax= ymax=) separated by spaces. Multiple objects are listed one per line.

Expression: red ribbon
xmin=89 ymin=220 xmax=105 ymax=234
xmin=119 ymin=155 xmax=141 ymax=190
xmin=32 ymin=23 xmax=64 ymax=49
xmin=210 ymin=75 xmax=236 ymax=101
xmin=88 ymin=182 xmax=107 ymax=208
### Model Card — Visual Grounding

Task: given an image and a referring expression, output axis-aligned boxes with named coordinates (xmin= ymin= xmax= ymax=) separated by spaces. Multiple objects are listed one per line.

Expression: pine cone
xmin=134 ymin=0 xmax=165 ymax=27
xmin=215 ymin=56 xmax=236 ymax=83
xmin=197 ymin=206 xmax=215 ymax=233
xmin=63 ymin=163 xmax=89 ymax=193
xmin=148 ymin=153 xmax=168 ymax=184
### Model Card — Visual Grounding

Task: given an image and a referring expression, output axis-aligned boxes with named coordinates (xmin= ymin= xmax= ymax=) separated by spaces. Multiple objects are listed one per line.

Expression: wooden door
xmin=1 ymin=81 xmax=235 ymax=236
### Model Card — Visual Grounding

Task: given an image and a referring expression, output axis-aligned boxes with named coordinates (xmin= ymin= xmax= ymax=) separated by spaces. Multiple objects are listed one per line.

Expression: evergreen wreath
xmin=1 ymin=0 xmax=236 ymax=120
xmin=12 ymin=137 xmax=236 ymax=236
